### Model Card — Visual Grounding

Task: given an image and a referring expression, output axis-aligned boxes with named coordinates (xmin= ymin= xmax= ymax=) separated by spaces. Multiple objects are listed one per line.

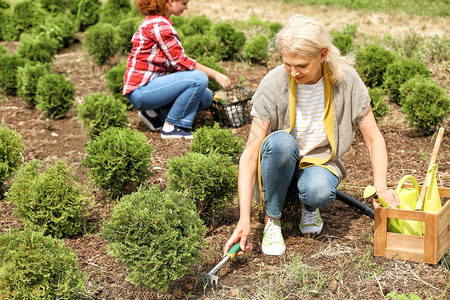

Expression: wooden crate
xmin=374 ymin=187 xmax=450 ymax=265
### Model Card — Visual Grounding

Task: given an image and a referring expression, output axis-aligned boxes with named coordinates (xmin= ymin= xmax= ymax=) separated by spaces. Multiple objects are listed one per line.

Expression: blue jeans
xmin=260 ymin=131 xmax=339 ymax=219
xmin=126 ymin=70 xmax=212 ymax=129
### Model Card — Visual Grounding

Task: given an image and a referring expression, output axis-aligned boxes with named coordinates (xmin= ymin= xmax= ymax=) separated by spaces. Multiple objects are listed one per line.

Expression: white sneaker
xmin=299 ymin=208 xmax=323 ymax=235
xmin=261 ymin=218 xmax=286 ymax=255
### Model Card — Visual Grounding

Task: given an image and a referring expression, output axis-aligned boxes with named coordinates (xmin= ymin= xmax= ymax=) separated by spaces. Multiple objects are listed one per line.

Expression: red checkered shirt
xmin=122 ymin=15 xmax=196 ymax=95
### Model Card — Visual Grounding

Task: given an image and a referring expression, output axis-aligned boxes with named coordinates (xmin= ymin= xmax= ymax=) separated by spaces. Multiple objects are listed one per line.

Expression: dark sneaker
xmin=161 ymin=126 xmax=193 ymax=140
xmin=138 ymin=110 xmax=164 ymax=131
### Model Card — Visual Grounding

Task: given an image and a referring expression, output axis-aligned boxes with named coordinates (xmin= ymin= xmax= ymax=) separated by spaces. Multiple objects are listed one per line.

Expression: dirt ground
xmin=1 ymin=0 xmax=449 ymax=299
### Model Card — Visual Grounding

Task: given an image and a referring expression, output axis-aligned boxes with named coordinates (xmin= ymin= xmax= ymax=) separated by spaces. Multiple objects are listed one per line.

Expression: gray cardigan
xmin=250 ymin=63 xmax=370 ymax=181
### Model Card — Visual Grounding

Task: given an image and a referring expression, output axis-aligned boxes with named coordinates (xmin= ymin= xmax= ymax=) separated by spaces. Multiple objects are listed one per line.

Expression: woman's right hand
xmin=215 ymin=72 xmax=232 ymax=90
xmin=223 ymin=218 xmax=251 ymax=256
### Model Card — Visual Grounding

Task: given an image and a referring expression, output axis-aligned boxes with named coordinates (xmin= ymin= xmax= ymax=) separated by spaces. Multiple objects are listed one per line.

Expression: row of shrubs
xmin=0 ymin=121 xmax=244 ymax=296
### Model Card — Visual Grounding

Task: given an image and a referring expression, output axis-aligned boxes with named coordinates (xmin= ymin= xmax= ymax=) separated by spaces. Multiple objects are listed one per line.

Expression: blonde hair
xmin=275 ymin=14 xmax=355 ymax=85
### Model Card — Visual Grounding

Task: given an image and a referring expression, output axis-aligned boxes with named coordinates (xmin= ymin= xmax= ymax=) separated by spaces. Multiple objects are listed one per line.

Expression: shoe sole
xmin=138 ymin=112 xmax=163 ymax=131
xmin=261 ymin=245 xmax=286 ymax=256
xmin=299 ymin=223 xmax=323 ymax=235
xmin=161 ymin=134 xmax=193 ymax=140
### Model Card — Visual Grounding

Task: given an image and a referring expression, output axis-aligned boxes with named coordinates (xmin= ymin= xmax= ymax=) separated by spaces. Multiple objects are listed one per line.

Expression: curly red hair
xmin=135 ymin=0 xmax=169 ymax=16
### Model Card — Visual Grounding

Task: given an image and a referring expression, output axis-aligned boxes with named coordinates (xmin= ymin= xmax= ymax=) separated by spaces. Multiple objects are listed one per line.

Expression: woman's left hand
xmin=215 ymin=73 xmax=232 ymax=90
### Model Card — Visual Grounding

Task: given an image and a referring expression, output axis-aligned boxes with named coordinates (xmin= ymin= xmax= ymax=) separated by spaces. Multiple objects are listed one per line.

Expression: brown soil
xmin=1 ymin=1 xmax=449 ymax=299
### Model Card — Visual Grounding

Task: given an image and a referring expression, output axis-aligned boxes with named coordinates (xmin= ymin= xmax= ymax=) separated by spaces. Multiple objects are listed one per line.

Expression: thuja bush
xmin=77 ymin=93 xmax=128 ymax=137
xmin=32 ymin=12 xmax=78 ymax=50
xmin=83 ymin=127 xmax=154 ymax=197
xmin=399 ymin=76 xmax=450 ymax=135
xmin=36 ymin=73 xmax=75 ymax=119
xmin=167 ymin=152 xmax=238 ymax=220
xmin=0 ymin=126 xmax=24 ymax=188
xmin=0 ymin=0 xmax=9 ymax=9
xmin=210 ymin=22 xmax=246 ymax=60
xmin=105 ymin=60 xmax=131 ymax=107
xmin=38 ymin=0 xmax=66 ymax=13
xmin=331 ymin=23 xmax=357 ymax=55
xmin=368 ymin=87 xmax=388 ymax=122
xmin=6 ymin=159 xmax=91 ymax=238
xmin=116 ymin=16 xmax=142 ymax=54
xmin=99 ymin=0 xmax=131 ymax=24
xmin=0 ymin=44 xmax=5 ymax=55
xmin=102 ymin=185 xmax=205 ymax=291
xmin=182 ymin=33 xmax=221 ymax=60
xmin=12 ymin=0 xmax=47 ymax=35
xmin=196 ymin=56 xmax=224 ymax=91
xmin=189 ymin=122 xmax=244 ymax=161
xmin=17 ymin=62 xmax=51 ymax=107
xmin=268 ymin=22 xmax=283 ymax=39
xmin=356 ymin=44 xmax=397 ymax=88
xmin=178 ymin=15 xmax=212 ymax=36
xmin=0 ymin=229 xmax=87 ymax=299
xmin=69 ymin=0 xmax=101 ymax=31
xmin=0 ymin=9 xmax=20 ymax=41
xmin=84 ymin=22 xmax=119 ymax=65
xmin=0 ymin=53 xmax=26 ymax=96
xmin=383 ymin=58 xmax=430 ymax=104
xmin=243 ymin=34 xmax=269 ymax=63
xmin=16 ymin=33 xmax=59 ymax=63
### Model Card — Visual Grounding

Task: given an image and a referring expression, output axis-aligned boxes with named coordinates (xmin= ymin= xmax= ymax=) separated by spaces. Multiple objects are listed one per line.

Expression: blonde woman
xmin=224 ymin=14 xmax=398 ymax=256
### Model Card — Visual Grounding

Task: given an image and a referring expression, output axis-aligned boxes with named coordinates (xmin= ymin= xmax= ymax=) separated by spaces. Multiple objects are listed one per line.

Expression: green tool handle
xmin=208 ymin=243 xmax=242 ymax=275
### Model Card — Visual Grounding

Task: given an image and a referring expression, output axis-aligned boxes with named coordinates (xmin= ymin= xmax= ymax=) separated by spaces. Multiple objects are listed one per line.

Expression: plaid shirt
xmin=122 ymin=15 xmax=196 ymax=95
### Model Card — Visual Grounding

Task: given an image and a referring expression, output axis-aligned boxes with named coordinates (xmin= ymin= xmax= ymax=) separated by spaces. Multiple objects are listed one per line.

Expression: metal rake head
xmin=198 ymin=272 xmax=219 ymax=289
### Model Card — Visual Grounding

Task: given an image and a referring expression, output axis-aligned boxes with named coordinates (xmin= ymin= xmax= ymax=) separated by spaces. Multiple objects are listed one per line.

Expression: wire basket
xmin=209 ymin=86 xmax=254 ymax=128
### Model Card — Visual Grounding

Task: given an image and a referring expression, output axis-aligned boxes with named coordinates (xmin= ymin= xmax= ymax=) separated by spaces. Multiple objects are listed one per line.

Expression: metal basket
xmin=209 ymin=86 xmax=254 ymax=128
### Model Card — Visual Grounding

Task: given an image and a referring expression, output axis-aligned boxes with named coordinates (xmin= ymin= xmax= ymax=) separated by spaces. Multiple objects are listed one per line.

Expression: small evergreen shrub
xmin=16 ymin=33 xmax=59 ymax=63
xmin=210 ymin=22 xmax=246 ymax=60
xmin=182 ymin=33 xmax=220 ymax=60
xmin=0 ymin=9 xmax=20 ymax=41
xmin=84 ymin=22 xmax=119 ymax=65
xmin=0 ymin=0 xmax=10 ymax=9
xmin=116 ymin=16 xmax=142 ymax=54
xmin=356 ymin=44 xmax=397 ymax=88
xmin=12 ymin=0 xmax=47 ymax=34
xmin=243 ymin=34 xmax=269 ymax=62
xmin=189 ymin=122 xmax=244 ymax=160
xmin=0 ymin=53 xmax=26 ymax=96
xmin=399 ymin=76 xmax=450 ymax=135
xmin=167 ymin=152 xmax=238 ymax=220
xmin=102 ymin=185 xmax=205 ymax=291
xmin=17 ymin=62 xmax=51 ymax=107
xmin=268 ymin=22 xmax=283 ymax=39
xmin=77 ymin=93 xmax=128 ymax=137
xmin=331 ymin=23 xmax=357 ymax=55
xmin=69 ymin=0 xmax=101 ymax=31
xmin=0 ymin=126 xmax=25 ymax=188
xmin=6 ymin=159 xmax=90 ymax=238
xmin=105 ymin=60 xmax=131 ymax=107
xmin=98 ymin=0 xmax=131 ymax=24
xmin=36 ymin=73 xmax=75 ymax=119
xmin=38 ymin=0 xmax=66 ymax=13
xmin=368 ymin=87 xmax=388 ymax=122
xmin=383 ymin=58 xmax=430 ymax=104
xmin=0 ymin=229 xmax=87 ymax=299
xmin=178 ymin=15 xmax=212 ymax=36
xmin=171 ymin=15 xmax=187 ymax=29
xmin=32 ymin=12 xmax=78 ymax=50
xmin=0 ymin=44 xmax=5 ymax=55
xmin=83 ymin=127 xmax=154 ymax=197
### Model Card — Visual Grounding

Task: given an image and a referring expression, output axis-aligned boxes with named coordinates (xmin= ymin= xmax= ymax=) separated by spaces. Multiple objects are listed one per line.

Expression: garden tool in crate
xmin=198 ymin=243 xmax=242 ymax=289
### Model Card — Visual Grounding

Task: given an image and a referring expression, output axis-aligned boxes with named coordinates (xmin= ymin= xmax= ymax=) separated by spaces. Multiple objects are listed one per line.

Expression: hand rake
xmin=198 ymin=243 xmax=241 ymax=289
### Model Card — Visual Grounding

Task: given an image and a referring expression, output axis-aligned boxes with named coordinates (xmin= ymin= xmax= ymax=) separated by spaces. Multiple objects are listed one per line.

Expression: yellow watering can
xmin=422 ymin=164 xmax=442 ymax=213
xmin=396 ymin=175 xmax=422 ymax=236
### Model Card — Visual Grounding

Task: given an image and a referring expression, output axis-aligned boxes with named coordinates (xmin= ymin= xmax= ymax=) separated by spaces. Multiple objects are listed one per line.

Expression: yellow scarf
xmin=257 ymin=63 xmax=335 ymax=212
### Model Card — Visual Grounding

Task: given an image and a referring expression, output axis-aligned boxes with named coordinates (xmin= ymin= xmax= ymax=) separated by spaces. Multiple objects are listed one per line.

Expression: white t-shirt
xmin=291 ymin=77 xmax=329 ymax=157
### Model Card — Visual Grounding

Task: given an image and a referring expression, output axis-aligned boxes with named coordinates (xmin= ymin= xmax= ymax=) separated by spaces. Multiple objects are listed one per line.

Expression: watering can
xmin=396 ymin=175 xmax=422 ymax=236
xmin=422 ymin=164 xmax=442 ymax=213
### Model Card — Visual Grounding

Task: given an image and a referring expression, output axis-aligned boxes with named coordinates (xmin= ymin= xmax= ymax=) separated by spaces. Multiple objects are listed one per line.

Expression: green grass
xmin=283 ymin=0 xmax=449 ymax=17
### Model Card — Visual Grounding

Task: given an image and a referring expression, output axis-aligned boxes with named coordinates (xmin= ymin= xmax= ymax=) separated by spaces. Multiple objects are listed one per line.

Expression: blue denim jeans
xmin=125 ymin=70 xmax=212 ymax=129
xmin=260 ymin=131 xmax=339 ymax=219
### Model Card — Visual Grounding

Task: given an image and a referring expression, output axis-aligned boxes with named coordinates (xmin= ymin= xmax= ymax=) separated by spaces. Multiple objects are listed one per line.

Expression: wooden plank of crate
xmin=423 ymin=212 xmax=438 ymax=264
xmin=385 ymin=233 xmax=424 ymax=262
xmin=436 ymin=201 xmax=450 ymax=264
xmin=385 ymin=208 xmax=426 ymax=222
xmin=374 ymin=206 xmax=387 ymax=257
